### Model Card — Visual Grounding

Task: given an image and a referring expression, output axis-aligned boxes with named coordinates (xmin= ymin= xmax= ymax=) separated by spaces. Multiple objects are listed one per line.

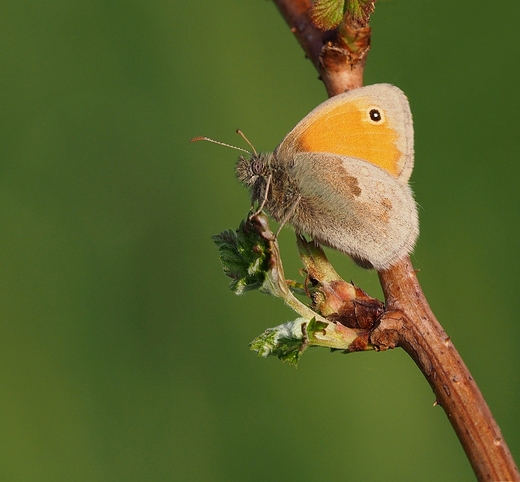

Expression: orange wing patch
xmin=296 ymin=98 xmax=401 ymax=177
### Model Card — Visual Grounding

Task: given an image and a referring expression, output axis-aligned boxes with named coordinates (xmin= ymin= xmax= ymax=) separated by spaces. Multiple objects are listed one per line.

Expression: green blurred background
xmin=1 ymin=1 xmax=519 ymax=480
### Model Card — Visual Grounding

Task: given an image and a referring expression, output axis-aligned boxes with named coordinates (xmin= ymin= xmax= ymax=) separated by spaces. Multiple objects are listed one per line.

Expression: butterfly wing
xmin=276 ymin=84 xmax=414 ymax=184
xmin=288 ymin=152 xmax=419 ymax=270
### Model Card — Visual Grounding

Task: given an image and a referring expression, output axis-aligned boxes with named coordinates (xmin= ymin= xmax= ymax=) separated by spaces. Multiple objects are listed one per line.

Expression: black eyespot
xmin=369 ymin=108 xmax=382 ymax=122
xmin=251 ymin=158 xmax=264 ymax=175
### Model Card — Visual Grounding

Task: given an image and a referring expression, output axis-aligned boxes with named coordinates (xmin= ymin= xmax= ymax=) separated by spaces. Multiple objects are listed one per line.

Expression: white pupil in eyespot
xmin=369 ymin=109 xmax=382 ymax=122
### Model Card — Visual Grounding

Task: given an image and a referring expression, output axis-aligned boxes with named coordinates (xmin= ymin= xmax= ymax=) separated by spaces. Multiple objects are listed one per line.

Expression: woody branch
xmin=271 ymin=0 xmax=519 ymax=480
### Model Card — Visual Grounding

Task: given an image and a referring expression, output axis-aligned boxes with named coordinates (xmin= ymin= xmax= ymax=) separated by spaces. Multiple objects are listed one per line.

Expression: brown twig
xmin=375 ymin=258 xmax=519 ymax=481
xmin=272 ymin=0 xmax=370 ymax=94
xmin=272 ymin=0 xmax=519 ymax=479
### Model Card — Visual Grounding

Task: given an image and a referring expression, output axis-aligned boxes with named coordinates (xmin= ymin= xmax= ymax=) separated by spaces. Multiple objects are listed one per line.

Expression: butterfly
xmin=235 ymin=84 xmax=419 ymax=270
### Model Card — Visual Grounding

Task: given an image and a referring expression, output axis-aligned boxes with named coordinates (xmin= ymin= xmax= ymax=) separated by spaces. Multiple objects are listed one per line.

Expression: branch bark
xmin=273 ymin=0 xmax=369 ymax=94
xmin=272 ymin=0 xmax=520 ymax=480
xmin=375 ymin=258 xmax=519 ymax=481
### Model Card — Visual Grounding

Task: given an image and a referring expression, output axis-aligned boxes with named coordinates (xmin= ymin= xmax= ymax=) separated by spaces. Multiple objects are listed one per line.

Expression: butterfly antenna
xmin=236 ymin=129 xmax=258 ymax=156
xmin=190 ymin=136 xmax=250 ymax=154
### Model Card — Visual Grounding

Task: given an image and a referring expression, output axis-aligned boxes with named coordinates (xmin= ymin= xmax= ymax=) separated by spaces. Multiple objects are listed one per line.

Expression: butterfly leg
xmin=275 ymin=194 xmax=302 ymax=238
xmin=251 ymin=173 xmax=272 ymax=216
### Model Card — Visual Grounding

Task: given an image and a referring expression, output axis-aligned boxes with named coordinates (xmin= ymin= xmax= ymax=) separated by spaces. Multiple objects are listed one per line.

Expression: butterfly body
xmin=235 ymin=84 xmax=419 ymax=271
